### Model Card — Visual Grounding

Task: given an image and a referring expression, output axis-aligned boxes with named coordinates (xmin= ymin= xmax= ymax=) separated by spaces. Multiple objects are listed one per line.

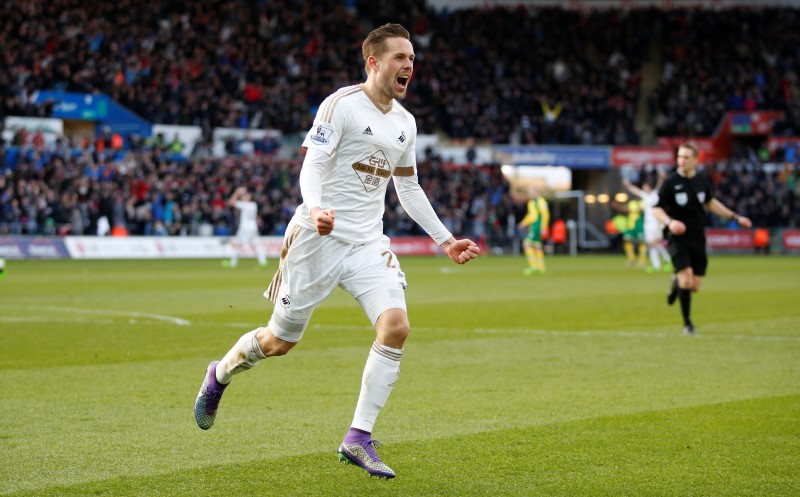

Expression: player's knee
xmin=387 ymin=320 xmax=410 ymax=344
xmin=256 ymin=327 xmax=297 ymax=357
xmin=376 ymin=310 xmax=410 ymax=346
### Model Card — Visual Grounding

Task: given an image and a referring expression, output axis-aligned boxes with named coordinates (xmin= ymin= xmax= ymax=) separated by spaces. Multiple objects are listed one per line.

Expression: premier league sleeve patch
xmin=309 ymin=124 xmax=335 ymax=146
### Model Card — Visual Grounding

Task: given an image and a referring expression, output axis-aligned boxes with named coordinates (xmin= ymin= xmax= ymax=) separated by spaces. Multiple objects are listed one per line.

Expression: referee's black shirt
xmin=656 ymin=171 xmax=715 ymax=243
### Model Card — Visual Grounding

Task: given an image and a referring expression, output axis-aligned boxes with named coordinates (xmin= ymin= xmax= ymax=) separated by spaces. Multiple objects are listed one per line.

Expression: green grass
xmin=1 ymin=255 xmax=799 ymax=496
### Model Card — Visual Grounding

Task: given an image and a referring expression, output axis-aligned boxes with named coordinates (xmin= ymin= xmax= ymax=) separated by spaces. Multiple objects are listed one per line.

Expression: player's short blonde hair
xmin=362 ymin=23 xmax=410 ymax=73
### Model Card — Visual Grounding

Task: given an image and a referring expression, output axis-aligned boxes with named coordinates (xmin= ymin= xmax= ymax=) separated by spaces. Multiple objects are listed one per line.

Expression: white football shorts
xmin=235 ymin=224 xmax=259 ymax=244
xmin=264 ymin=221 xmax=408 ymax=342
xmin=644 ymin=222 xmax=663 ymax=244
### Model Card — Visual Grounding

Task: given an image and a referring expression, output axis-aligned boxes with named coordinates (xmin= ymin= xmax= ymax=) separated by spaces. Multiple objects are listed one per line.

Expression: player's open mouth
xmin=396 ymin=75 xmax=410 ymax=89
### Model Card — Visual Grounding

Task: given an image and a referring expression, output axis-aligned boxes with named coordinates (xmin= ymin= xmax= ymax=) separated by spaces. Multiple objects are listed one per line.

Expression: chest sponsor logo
xmin=310 ymin=124 xmax=334 ymax=145
xmin=352 ymin=150 xmax=392 ymax=192
xmin=675 ymin=192 xmax=688 ymax=206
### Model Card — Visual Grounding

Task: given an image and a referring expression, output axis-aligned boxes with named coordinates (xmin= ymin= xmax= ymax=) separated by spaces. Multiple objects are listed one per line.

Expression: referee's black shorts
xmin=667 ymin=238 xmax=708 ymax=276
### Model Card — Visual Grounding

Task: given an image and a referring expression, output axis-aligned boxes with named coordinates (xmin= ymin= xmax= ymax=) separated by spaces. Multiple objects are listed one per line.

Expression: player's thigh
xmin=691 ymin=275 xmax=704 ymax=292
xmin=529 ymin=226 xmax=542 ymax=244
xmin=268 ymin=228 xmax=348 ymax=342
xmin=340 ymin=236 xmax=408 ymax=326
xmin=237 ymin=226 xmax=257 ymax=244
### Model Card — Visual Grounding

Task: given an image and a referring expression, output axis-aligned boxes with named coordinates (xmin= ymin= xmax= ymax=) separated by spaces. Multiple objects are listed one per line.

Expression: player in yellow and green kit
xmin=623 ymin=198 xmax=647 ymax=267
xmin=517 ymin=188 xmax=550 ymax=275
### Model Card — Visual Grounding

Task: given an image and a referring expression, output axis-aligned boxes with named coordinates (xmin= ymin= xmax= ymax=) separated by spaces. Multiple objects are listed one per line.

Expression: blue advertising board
xmin=0 ymin=237 xmax=70 ymax=259
xmin=494 ymin=145 xmax=611 ymax=169
xmin=32 ymin=91 xmax=152 ymax=138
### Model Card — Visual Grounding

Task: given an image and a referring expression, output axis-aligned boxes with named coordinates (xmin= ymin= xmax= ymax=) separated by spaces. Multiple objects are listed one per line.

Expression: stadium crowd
xmin=2 ymin=1 xmax=800 ymax=243
xmin=2 ymin=0 xmax=649 ymax=145
xmin=1 ymin=134 xmax=797 ymax=243
xmin=3 ymin=2 xmax=799 ymax=142
xmin=651 ymin=8 xmax=800 ymax=137
xmin=0 ymin=141 xmax=519 ymax=249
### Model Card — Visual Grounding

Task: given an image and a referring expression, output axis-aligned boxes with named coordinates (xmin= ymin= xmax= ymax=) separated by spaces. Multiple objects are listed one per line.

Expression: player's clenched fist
xmin=311 ymin=207 xmax=335 ymax=235
xmin=444 ymin=238 xmax=480 ymax=265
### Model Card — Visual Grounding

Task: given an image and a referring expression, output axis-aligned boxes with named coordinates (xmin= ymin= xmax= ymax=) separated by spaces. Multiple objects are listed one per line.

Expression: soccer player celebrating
xmin=652 ymin=143 xmax=751 ymax=335
xmin=622 ymin=177 xmax=672 ymax=272
xmin=194 ymin=23 xmax=480 ymax=479
xmin=224 ymin=186 xmax=267 ymax=269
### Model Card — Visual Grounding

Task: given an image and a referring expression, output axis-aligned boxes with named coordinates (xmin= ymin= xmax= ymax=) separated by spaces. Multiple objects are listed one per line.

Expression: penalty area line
xmin=21 ymin=306 xmax=192 ymax=326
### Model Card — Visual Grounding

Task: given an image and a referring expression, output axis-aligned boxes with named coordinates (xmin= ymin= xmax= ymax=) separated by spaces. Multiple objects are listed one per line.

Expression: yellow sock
xmin=623 ymin=241 xmax=634 ymax=262
xmin=637 ymin=243 xmax=647 ymax=264
xmin=535 ymin=248 xmax=545 ymax=271
xmin=524 ymin=246 xmax=536 ymax=268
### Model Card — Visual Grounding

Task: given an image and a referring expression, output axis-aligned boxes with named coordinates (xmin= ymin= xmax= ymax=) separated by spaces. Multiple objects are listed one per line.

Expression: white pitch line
xmin=0 ymin=316 xmax=116 ymax=324
xmin=474 ymin=327 xmax=800 ymax=342
xmin=20 ymin=306 xmax=191 ymax=326
xmin=310 ymin=324 xmax=800 ymax=342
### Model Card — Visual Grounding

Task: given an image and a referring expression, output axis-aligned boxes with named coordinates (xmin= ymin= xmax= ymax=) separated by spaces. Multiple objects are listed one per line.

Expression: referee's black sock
xmin=678 ymin=288 xmax=692 ymax=326
xmin=667 ymin=275 xmax=679 ymax=305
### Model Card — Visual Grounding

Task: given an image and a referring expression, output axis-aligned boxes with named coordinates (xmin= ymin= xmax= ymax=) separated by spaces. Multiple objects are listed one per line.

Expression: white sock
xmin=216 ymin=328 xmax=267 ymax=384
xmin=658 ymin=245 xmax=671 ymax=264
xmin=256 ymin=244 xmax=267 ymax=265
xmin=350 ymin=342 xmax=402 ymax=433
xmin=649 ymin=247 xmax=661 ymax=270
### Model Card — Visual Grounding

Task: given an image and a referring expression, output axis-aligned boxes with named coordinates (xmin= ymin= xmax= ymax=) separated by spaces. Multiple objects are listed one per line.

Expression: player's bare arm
xmin=622 ymin=179 xmax=645 ymax=198
xmin=441 ymin=237 xmax=480 ymax=265
xmin=228 ymin=186 xmax=245 ymax=206
xmin=706 ymin=198 xmax=752 ymax=228
xmin=652 ymin=206 xmax=686 ymax=235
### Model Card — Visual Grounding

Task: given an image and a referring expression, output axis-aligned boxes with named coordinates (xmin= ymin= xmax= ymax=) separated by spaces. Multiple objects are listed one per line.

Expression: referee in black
xmin=652 ymin=143 xmax=752 ymax=335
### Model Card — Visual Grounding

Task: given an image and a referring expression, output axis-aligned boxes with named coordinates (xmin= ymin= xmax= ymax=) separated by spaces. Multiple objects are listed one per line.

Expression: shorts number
xmin=380 ymin=250 xmax=396 ymax=268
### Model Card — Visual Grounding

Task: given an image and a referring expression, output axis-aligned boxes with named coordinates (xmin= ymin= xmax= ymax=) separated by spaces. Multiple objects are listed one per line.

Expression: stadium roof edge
xmin=426 ymin=0 xmax=800 ymax=10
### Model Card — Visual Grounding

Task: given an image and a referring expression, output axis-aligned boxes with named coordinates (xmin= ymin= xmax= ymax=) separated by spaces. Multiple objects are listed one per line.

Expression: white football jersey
xmin=235 ymin=200 xmax=258 ymax=228
xmin=295 ymin=85 xmax=423 ymax=243
xmin=641 ymin=190 xmax=660 ymax=231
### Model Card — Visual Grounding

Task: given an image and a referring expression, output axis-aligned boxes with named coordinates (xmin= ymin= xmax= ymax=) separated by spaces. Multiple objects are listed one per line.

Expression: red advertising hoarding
xmin=612 ymin=146 xmax=675 ymax=166
xmin=656 ymin=137 xmax=725 ymax=162
xmin=783 ymin=230 xmax=800 ymax=251
xmin=705 ymin=229 xmax=754 ymax=250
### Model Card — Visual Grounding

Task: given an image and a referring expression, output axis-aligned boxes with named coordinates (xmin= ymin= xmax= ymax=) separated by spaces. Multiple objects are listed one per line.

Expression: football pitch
xmin=1 ymin=255 xmax=798 ymax=496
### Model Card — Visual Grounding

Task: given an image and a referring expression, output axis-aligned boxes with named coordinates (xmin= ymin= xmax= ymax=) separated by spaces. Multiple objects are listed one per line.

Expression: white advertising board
xmin=65 ymin=236 xmax=285 ymax=259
